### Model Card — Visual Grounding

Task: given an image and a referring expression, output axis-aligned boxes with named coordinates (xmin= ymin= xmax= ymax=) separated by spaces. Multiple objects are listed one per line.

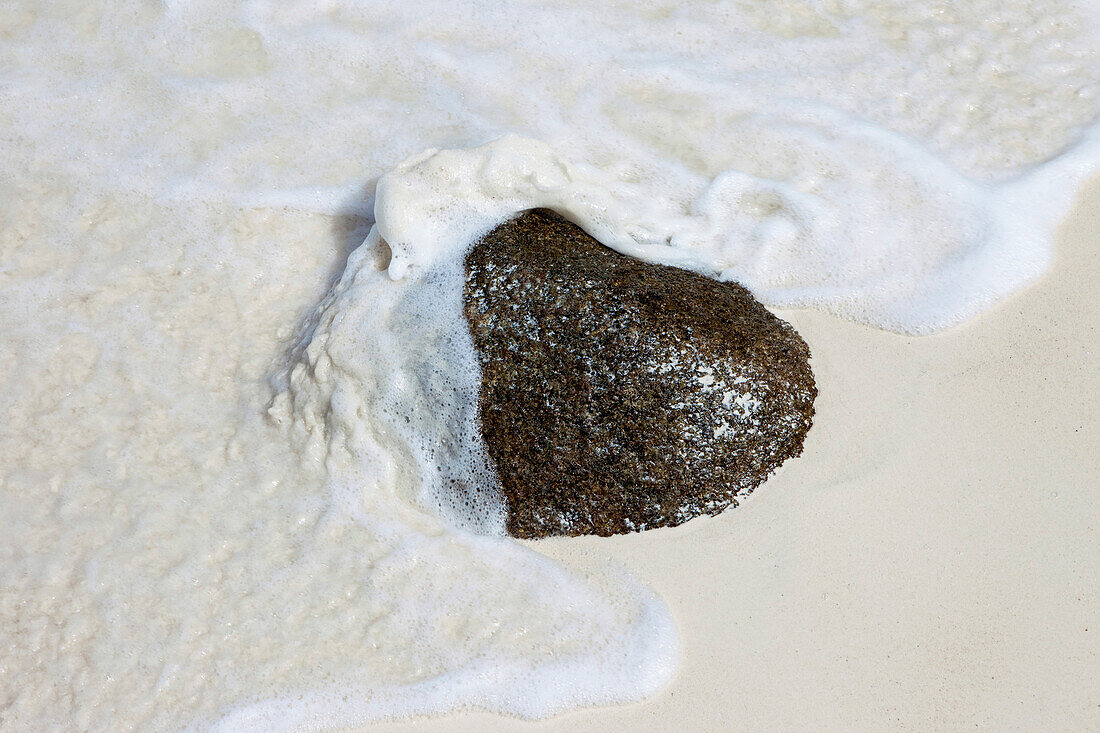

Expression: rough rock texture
xmin=463 ymin=209 xmax=816 ymax=539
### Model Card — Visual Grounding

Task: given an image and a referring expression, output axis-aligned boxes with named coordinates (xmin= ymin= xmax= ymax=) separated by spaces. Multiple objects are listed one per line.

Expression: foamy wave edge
xmin=371 ymin=113 xmax=1099 ymax=335
xmin=196 ymin=554 xmax=677 ymax=732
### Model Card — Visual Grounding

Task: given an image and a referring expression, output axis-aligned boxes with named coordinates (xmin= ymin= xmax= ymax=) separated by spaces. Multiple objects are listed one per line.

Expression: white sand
xmin=3 ymin=4 xmax=1096 ymax=727
xmin=369 ymin=176 xmax=1100 ymax=731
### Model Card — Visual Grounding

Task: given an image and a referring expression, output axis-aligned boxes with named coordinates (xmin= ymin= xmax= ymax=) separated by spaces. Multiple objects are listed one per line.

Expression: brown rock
xmin=463 ymin=209 xmax=816 ymax=538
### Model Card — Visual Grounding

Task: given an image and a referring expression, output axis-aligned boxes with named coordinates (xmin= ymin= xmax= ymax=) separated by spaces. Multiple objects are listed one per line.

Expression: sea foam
xmin=0 ymin=0 xmax=1097 ymax=730
xmin=376 ymin=121 xmax=1100 ymax=334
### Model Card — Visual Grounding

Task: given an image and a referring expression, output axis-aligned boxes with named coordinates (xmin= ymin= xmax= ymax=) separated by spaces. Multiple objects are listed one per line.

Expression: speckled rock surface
xmin=463 ymin=209 xmax=816 ymax=538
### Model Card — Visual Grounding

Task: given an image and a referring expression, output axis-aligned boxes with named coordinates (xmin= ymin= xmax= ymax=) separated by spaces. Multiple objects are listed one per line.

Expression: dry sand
xmin=370 ymin=175 xmax=1100 ymax=732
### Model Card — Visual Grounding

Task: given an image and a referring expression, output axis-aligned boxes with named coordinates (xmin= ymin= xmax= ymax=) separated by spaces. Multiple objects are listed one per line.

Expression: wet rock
xmin=463 ymin=209 xmax=816 ymax=538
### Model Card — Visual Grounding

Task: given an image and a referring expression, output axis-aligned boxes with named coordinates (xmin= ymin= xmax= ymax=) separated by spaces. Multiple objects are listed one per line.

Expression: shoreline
xmin=369 ymin=175 xmax=1100 ymax=731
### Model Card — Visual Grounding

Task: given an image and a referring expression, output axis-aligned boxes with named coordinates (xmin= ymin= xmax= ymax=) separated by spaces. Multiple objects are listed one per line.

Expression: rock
xmin=463 ymin=209 xmax=816 ymax=538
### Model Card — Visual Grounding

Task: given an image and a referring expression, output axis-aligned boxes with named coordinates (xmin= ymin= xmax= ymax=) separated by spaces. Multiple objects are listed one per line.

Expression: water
xmin=1 ymin=1 xmax=1097 ymax=730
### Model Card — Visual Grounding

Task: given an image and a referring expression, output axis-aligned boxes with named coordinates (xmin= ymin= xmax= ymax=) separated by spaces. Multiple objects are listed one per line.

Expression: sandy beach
xmin=370 ymin=176 xmax=1100 ymax=732
xmin=3 ymin=4 xmax=1097 ymax=729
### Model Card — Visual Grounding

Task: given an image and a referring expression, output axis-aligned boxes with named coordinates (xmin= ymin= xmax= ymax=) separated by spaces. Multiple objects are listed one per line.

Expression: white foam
xmin=1 ymin=0 xmax=1098 ymax=730
xmin=202 ymin=540 xmax=677 ymax=731
xmin=374 ymin=118 xmax=1100 ymax=333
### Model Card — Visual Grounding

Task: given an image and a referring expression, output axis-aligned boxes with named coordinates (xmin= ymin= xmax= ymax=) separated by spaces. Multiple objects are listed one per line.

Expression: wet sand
xmin=371 ymin=175 xmax=1100 ymax=731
